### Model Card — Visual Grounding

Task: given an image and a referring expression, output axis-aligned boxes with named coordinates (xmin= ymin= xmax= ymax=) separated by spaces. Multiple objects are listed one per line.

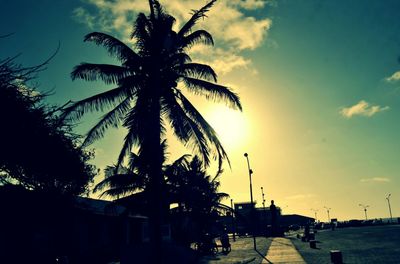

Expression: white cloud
xmin=340 ymin=100 xmax=389 ymax=118
xmin=219 ymin=16 xmax=271 ymax=50
xmin=193 ymin=47 xmax=252 ymax=75
xmin=360 ymin=177 xmax=390 ymax=183
xmin=72 ymin=7 xmax=95 ymax=29
xmin=72 ymin=0 xmax=273 ymax=75
xmin=286 ymin=194 xmax=316 ymax=200
xmin=231 ymin=0 xmax=270 ymax=10
xmin=385 ymin=71 xmax=400 ymax=82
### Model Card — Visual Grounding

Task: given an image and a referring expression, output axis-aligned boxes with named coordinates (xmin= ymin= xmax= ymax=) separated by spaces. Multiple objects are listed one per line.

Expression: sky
xmin=2 ymin=0 xmax=400 ymax=221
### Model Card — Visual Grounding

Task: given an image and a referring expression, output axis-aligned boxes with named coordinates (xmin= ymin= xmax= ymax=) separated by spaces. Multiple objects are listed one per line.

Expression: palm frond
xmin=178 ymin=0 xmax=217 ymax=37
xmin=116 ymin=126 xmax=139 ymax=168
xmin=181 ymin=77 xmax=242 ymax=110
xmin=71 ymin=63 xmax=131 ymax=85
xmin=175 ymin=90 xmax=230 ymax=169
xmin=83 ymin=97 xmax=133 ymax=147
xmin=163 ymin=93 xmax=211 ymax=166
xmin=176 ymin=63 xmax=217 ymax=82
xmin=94 ymin=172 xmax=141 ymax=193
xmin=180 ymin=30 xmax=214 ymax=50
xmin=84 ymin=32 xmax=140 ymax=63
xmin=131 ymin=13 xmax=152 ymax=52
xmin=61 ymin=86 xmax=128 ymax=121
xmin=99 ymin=186 xmax=140 ymax=199
xmin=127 ymin=151 xmax=141 ymax=172
xmin=116 ymin=96 xmax=151 ymax=167
xmin=166 ymin=53 xmax=192 ymax=68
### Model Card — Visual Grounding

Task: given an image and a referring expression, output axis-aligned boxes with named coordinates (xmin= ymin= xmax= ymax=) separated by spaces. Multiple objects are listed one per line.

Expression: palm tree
xmin=63 ymin=0 xmax=241 ymax=255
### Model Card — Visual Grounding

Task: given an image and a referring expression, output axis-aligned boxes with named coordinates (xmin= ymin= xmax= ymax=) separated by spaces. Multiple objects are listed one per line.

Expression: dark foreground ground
xmin=291 ymin=225 xmax=400 ymax=264
xmin=198 ymin=237 xmax=272 ymax=264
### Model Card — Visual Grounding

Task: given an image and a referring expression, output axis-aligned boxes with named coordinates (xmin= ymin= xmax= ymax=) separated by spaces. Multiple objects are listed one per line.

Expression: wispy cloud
xmin=340 ymin=100 xmax=389 ymax=118
xmin=72 ymin=0 xmax=273 ymax=75
xmin=360 ymin=177 xmax=390 ymax=183
xmin=385 ymin=71 xmax=400 ymax=82
xmin=286 ymin=194 xmax=316 ymax=200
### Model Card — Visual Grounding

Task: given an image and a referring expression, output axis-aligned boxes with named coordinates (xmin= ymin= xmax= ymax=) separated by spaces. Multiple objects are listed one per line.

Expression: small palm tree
xmin=63 ymin=0 xmax=241 ymax=254
xmin=166 ymin=156 xmax=229 ymax=245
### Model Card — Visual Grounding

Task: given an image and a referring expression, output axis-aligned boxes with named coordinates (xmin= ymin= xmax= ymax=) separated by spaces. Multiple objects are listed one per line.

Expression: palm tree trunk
xmin=145 ymin=79 xmax=164 ymax=262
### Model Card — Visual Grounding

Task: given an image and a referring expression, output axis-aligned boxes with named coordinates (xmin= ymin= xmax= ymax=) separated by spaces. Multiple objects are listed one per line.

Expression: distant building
xmin=224 ymin=201 xmax=313 ymax=236
xmin=280 ymin=214 xmax=315 ymax=227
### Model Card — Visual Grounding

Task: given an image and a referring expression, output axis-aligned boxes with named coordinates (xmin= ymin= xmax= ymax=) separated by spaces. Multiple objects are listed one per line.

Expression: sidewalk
xmin=262 ymin=237 xmax=306 ymax=264
xmin=198 ymin=236 xmax=272 ymax=264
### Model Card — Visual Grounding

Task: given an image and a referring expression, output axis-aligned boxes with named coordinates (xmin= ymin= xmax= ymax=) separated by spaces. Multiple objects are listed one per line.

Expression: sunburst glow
xmin=205 ymin=105 xmax=248 ymax=150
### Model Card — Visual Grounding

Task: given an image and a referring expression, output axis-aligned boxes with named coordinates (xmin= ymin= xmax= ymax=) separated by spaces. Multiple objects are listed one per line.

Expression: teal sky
xmin=2 ymin=0 xmax=400 ymax=221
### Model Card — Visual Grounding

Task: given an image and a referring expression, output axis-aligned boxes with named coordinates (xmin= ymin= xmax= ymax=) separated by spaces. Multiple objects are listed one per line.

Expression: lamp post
xmin=386 ymin=194 xmax=393 ymax=223
xmin=231 ymin=198 xmax=236 ymax=241
xmin=359 ymin=204 xmax=369 ymax=220
xmin=324 ymin=206 xmax=331 ymax=223
xmin=244 ymin=152 xmax=256 ymax=250
xmin=311 ymin=208 xmax=319 ymax=222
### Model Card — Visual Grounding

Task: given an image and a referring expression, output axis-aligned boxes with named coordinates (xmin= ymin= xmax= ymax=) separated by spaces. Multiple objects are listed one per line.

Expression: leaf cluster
xmin=0 ymin=56 xmax=96 ymax=195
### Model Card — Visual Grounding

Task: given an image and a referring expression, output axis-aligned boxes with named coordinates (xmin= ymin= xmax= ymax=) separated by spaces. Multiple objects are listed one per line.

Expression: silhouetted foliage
xmin=0 ymin=55 xmax=96 ymax=195
xmin=94 ymin=141 xmax=227 ymax=215
xmin=63 ymin=0 xmax=239 ymax=254
xmin=95 ymin=144 xmax=228 ymax=246
xmin=63 ymin=0 xmax=241 ymax=170
xmin=166 ymin=156 xmax=229 ymax=245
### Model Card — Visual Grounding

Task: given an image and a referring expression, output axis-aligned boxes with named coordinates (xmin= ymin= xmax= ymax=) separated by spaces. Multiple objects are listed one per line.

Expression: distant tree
xmin=0 ymin=55 xmax=96 ymax=196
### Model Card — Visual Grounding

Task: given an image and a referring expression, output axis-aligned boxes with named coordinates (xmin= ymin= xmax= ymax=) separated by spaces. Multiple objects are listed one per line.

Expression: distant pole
xmin=311 ymin=208 xmax=319 ymax=222
xmin=231 ymin=198 xmax=236 ymax=241
xmin=261 ymin=187 xmax=267 ymax=238
xmin=244 ymin=153 xmax=256 ymax=250
xmin=324 ymin=206 xmax=331 ymax=222
xmin=386 ymin=194 xmax=393 ymax=223
xmin=359 ymin=204 xmax=369 ymax=220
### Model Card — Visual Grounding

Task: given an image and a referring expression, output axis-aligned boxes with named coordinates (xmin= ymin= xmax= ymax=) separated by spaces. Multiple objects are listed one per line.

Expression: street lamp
xmin=244 ymin=152 xmax=256 ymax=250
xmin=324 ymin=206 xmax=331 ymax=223
xmin=359 ymin=204 xmax=369 ymax=220
xmin=311 ymin=208 xmax=319 ymax=222
xmin=386 ymin=194 xmax=393 ymax=223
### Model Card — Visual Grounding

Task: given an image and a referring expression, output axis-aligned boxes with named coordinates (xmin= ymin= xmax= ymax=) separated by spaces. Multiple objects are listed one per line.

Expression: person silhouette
xmin=270 ymin=200 xmax=278 ymax=236
xmin=220 ymin=227 xmax=231 ymax=254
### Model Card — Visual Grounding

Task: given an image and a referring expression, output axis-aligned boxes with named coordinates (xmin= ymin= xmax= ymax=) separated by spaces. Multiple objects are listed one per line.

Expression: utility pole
xmin=244 ymin=153 xmax=256 ymax=250
xmin=261 ymin=187 xmax=266 ymax=210
xmin=231 ymin=198 xmax=236 ymax=241
xmin=261 ymin=187 xmax=267 ymax=238
xmin=311 ymin=208 xmax=319 ymax=222
xmin=386 ymin=194 xmax=393 ymax=223
xmin=324 ymin=206 xmax=331 ymax=222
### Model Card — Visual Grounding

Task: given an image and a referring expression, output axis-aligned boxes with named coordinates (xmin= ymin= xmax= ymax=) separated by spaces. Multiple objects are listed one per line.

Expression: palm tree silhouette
xmin=63 ymin=0 xmax=241 ymax=256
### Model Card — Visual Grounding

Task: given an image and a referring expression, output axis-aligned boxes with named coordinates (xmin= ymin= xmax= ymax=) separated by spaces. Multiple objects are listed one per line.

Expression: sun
xmin=205 ymin=105 xmax=248 ymax=150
